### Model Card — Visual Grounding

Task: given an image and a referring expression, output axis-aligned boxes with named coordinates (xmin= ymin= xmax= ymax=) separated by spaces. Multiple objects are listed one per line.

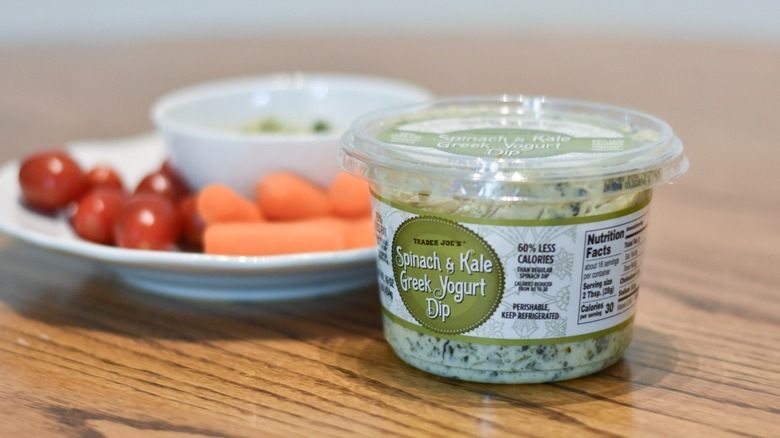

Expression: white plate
xmin=0 ymin=134 xmax=378 ymax=301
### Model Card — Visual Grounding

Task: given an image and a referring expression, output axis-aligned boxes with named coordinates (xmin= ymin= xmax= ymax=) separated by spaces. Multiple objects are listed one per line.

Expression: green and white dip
xmin=339 ymin=96 xmax=688 ymax=383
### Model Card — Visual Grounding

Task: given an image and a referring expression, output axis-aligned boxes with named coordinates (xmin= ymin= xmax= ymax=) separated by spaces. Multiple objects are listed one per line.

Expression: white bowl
xmin=151 ymin=72 xmax=433 ymax=197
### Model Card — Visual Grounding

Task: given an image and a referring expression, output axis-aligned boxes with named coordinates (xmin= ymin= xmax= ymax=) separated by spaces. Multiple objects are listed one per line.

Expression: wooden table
xmin=1 ymin=36 xmax=778 ymax=437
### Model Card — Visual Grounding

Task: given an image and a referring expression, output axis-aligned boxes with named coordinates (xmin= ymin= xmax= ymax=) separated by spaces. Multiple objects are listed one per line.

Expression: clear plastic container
xmin=339 ymin=96 xmax=688 ymax=383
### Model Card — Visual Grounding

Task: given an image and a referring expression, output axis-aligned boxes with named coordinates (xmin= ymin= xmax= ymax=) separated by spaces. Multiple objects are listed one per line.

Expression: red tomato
xmin=69 ymin=188 xmax=127 ymax=245
xmin=135 ymin=170 xmax=188 ymax=203
xmin=18 ymin=150 xmax=87 ymax=210
xmin=113 ymin=193 xmax=180 ymax=250
xmin=159 ymin=159 xmax=190 ymax=190
xmin=177 ymin=194 xmax=205 ymax=247
xmin=85 ymin=164 xmax=124 ymax=191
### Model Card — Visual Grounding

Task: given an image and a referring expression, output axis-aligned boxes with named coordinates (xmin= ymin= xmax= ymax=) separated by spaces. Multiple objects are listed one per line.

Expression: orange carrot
xmin=203 ymin=218 xmax=347 ymax=256
xmin=343 ymin=216 xmax=376 ymax=249
xmin=197 ymin=184 xmax=263 ymax=225
xmin=256 ymin=172 xmax=329 ymax=220
xmin=328 ymin=172 xmax=372 ymax=218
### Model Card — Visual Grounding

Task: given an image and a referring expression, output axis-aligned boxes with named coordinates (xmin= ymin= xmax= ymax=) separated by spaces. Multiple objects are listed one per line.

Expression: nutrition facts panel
xmin=577 ymin=211 xmax=649 ymax=325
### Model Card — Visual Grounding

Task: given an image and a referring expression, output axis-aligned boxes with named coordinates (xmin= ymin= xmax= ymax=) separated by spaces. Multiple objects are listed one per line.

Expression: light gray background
xmin=1 ymin=0 xmax=778 ymax=46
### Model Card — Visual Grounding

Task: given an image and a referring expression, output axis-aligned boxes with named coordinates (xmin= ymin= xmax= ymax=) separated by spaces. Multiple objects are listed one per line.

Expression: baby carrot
xmin=256 ymin=172 xmax=329 ymax=220
xmin=197 ymin=184 xmax=263 ymax=225
xmin=328 ymin=172 xmax=372 ymax=218
xmin=203 ymin=218 xmax=347 ymax=256
xmin=343 ymin=216 xmax=376 ymax=249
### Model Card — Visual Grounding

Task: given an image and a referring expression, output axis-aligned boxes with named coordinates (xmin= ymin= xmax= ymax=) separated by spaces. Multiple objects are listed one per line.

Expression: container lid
xmin=339 ymin=95 xmax=688 ymax=201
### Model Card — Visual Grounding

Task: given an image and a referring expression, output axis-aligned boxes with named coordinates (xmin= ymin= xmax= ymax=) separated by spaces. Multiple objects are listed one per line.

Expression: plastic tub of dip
xmin=339 ymin=95 xmax=688 ymax=383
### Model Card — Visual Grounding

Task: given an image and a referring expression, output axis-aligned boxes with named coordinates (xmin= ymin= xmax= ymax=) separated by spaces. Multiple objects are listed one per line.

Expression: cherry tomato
xmin=113 ymin=193 xmax=180 ymax=250
xmin=135 ymin=170 xmax=188 ymax=203
xmin=159 ymin=159 xmax=190 ymax=190
xmin=18 ymin=150 xmax=86 ymax=211
xmin=177 ymin=194 xmax=205 ymax=248
xmin=69 ymin=188 xmax=127 ymax=245
xmin=85 ymin=164 xmax=124 ymax=191
xmin=159 ymin=159 xmax=192 ymax=202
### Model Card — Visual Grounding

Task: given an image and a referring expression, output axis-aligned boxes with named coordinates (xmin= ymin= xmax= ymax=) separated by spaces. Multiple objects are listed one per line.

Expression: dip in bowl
xmin=151 ymin=72 xmax=432 ymax=197
xmin=339 ymin=96 xmax=688 ymax=383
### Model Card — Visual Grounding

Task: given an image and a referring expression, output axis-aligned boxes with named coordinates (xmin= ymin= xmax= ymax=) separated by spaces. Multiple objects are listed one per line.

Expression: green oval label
xmin=391 ymin=216 xmax=504 ymax=334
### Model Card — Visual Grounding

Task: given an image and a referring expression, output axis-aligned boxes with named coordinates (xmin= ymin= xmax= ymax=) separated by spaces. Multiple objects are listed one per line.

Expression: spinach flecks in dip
xmin=239 ymin=117 xmax=331 ymax=134
xmin=384 ymin=315 xmax=632 ymax=383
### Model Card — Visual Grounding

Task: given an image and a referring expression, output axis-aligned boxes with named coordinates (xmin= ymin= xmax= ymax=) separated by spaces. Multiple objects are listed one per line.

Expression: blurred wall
xmin=1 ymin=0 xmax=779 ymax=46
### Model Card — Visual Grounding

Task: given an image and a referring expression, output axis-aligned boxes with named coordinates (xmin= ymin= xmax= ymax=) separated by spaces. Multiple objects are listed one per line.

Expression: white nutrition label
xmin=577 ymin=211 xmax=648 ymax=326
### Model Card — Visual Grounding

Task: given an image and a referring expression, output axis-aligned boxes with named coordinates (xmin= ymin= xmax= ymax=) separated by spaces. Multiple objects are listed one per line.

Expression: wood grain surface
xmin=0 ymin=35 xmax=778 ymax=437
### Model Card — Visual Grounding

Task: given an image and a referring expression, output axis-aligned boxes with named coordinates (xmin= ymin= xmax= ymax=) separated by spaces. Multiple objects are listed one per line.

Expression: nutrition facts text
xmin=577 ymin=213 xmax=648 ymax=325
